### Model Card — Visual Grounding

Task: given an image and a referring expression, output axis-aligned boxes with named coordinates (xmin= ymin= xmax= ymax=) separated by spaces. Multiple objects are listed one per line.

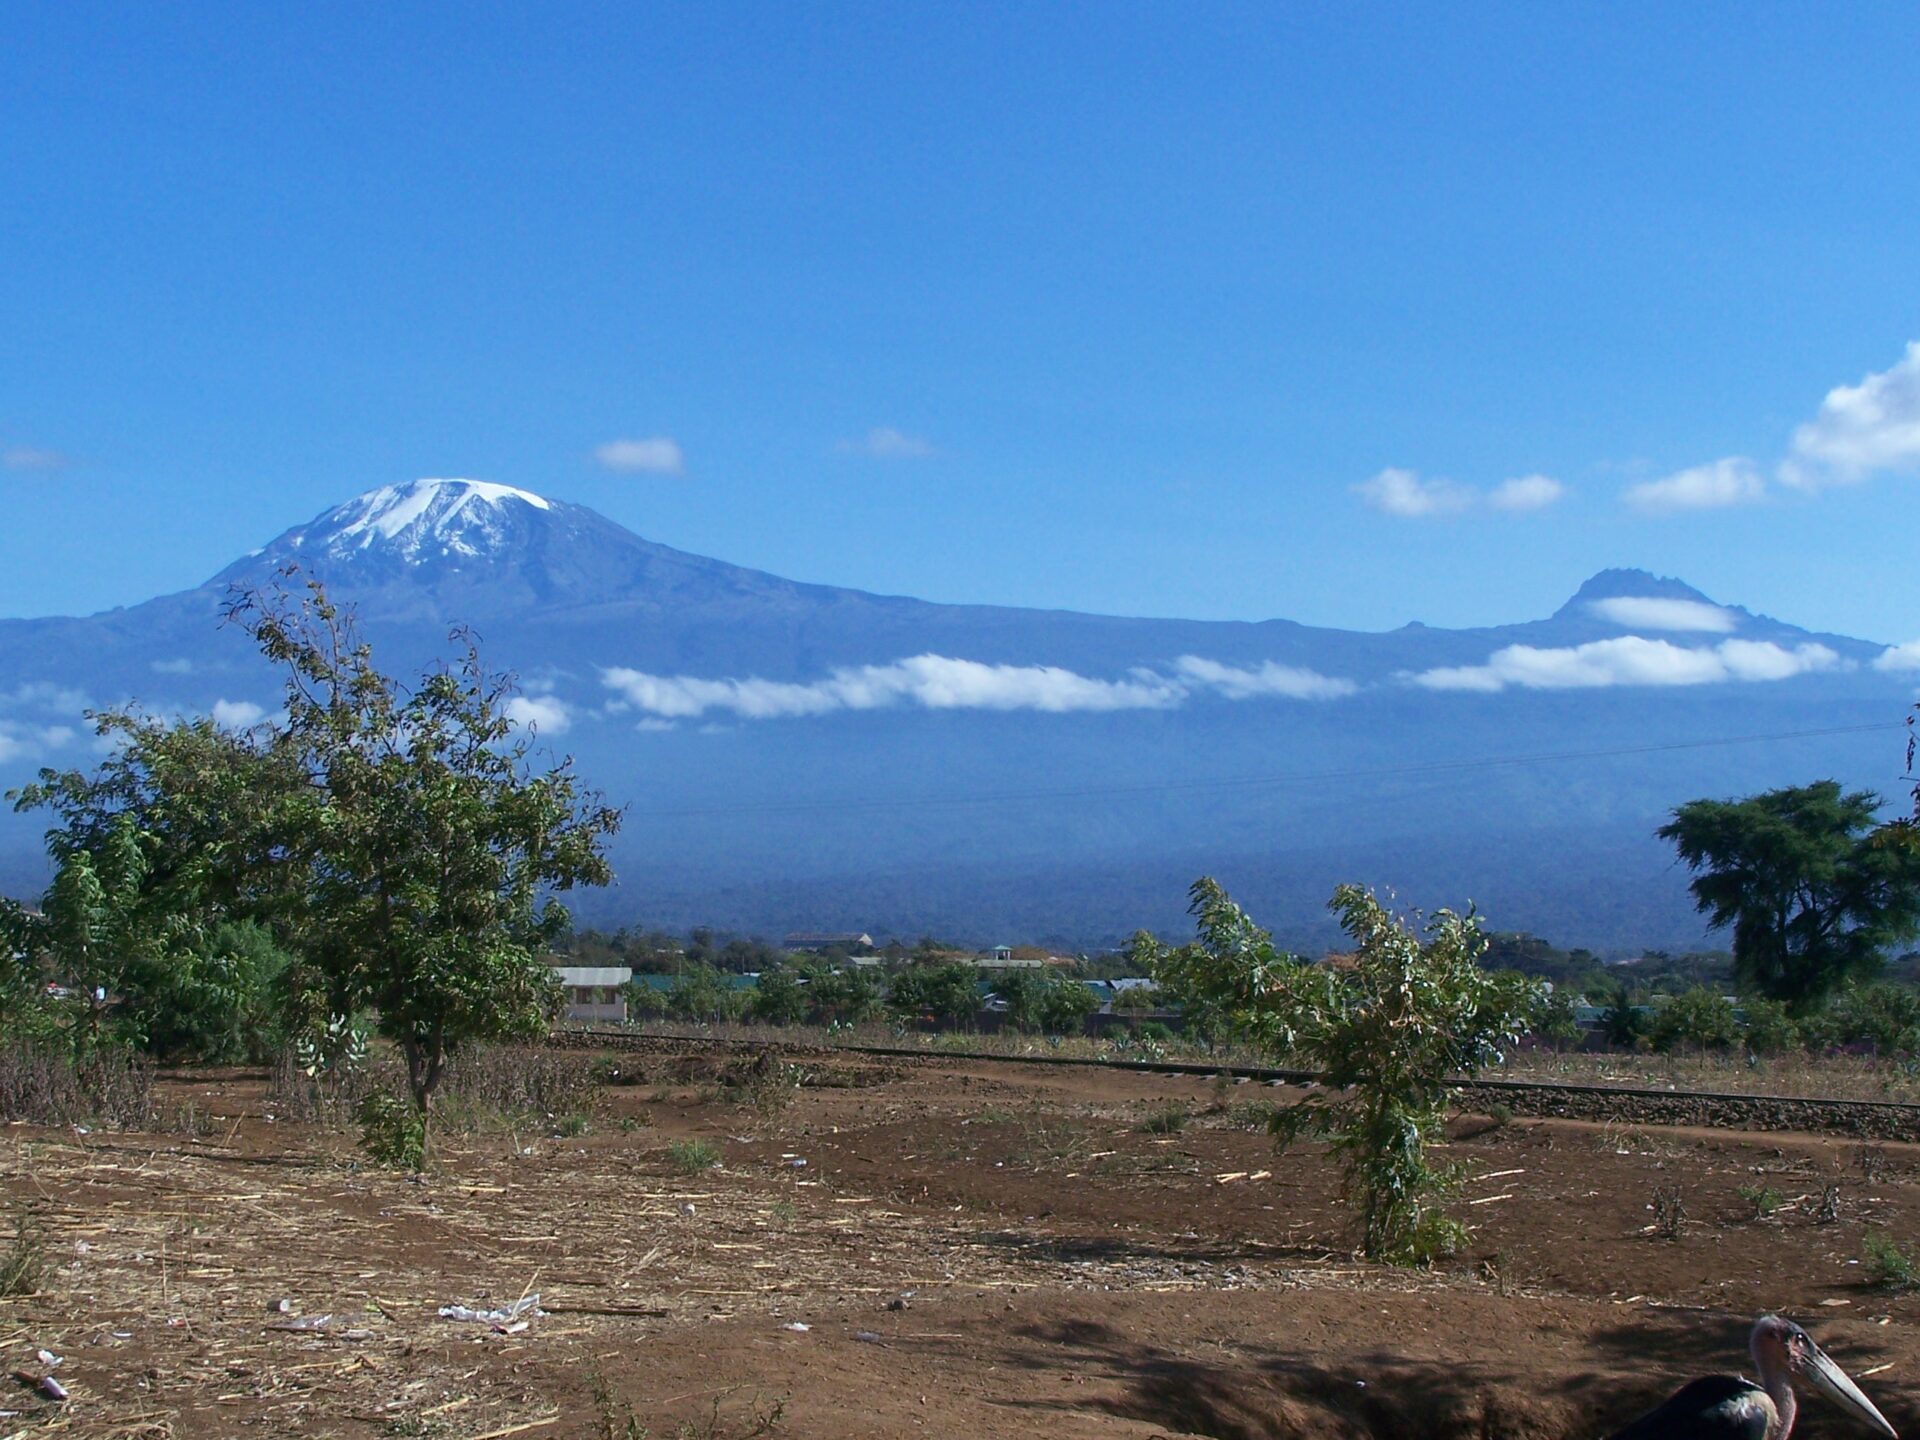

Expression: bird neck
xmin=1764 ymin=1370 xmax=1796 ymax=1440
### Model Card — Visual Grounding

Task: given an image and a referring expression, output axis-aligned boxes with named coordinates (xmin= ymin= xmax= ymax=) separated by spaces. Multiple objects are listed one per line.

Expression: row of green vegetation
xmin=622 ymin=956 xmax=1103 ymax=1035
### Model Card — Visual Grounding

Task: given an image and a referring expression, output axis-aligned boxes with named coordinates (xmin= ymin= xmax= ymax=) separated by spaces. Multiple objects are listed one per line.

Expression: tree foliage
xmin=1139 ymin=878 xmax=1535 ymax=1264
xmin=1659 ymin=781 xmax=1920 ymax=1013
xmin=993 ymin=966 xmax=1097 ymax=1034
xmin=11 ymin=710 xmax=307 ymax=1059
xmin=225 ymin=576 xmax=621 ymax=1138
xmin=886 ymin=961 xmax=981 ymax=1028
xmin=1647 ymin=985 xmax=1738 ymax=1053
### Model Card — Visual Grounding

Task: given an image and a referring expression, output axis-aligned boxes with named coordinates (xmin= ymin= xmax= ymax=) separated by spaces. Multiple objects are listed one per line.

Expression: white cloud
xmin=1353 ymin=467 xmax=1475 ymax=518
xmin=505 ymin=694 xmax=572 ymax=735
xmin=840 ymin=427 xmax=935 ymax=459
xmin=594 ymin=436 xmax=685 ymax=475
xmin=1172 ymin=656 xmax=1357 ymax=700
xmin=1355 ymin=467 xmax=1565 ymax=518
xmin=211 ymin=699 xmax=266 ymax=729
xmin=0 ymin=719 xmax=80 ymax=764
xmin=151 ymin=658 xmax=194 ymax=675
xmin=1784 ymin=341 xmax=1920 ymax=488
xmin=602 ymin=654 xmax=1184 ymax=721
xmin=601 ymin=652 xmax=1367 ymax=722
xmin=1588 ymin=596 xmax=1738 ymax=634
xmin=1623 ymin=457 xmax=1766 ymax=514
xmin=1487 ymin=474 xmax=1566 ymax=512
xmin=0 ymin=681 xmax=89 ymax=713
xmin=3 ymin=446 xmax=71 ymax=472
xmin=1874 ymin=641 xmax=1920 ymax=674
xmin=1409 ymin=636 xmax=1841 ymax=692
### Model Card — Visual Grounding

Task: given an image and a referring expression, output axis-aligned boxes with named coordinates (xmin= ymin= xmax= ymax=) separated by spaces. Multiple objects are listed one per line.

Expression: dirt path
xmin=4 ymin=1048 xmax=1918 ymax=1438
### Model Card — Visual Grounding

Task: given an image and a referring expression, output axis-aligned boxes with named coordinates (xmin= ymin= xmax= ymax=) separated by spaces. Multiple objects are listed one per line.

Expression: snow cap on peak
xmin=300 ymin=478 xmax=555 ymax=563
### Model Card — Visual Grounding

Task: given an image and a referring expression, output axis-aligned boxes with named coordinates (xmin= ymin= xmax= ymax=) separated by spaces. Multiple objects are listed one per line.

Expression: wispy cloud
xmin=0 ymin=719 xmax=81 ymax=764
xmin=505 ymin=694 xmax=572 ymax=734
xmin=603 ymin=655 xmax=1184 ymax=721
xmin=1355 ymin=467 xmax=1565 ymax=518
xmin=1409 ymin=636 xmax=1841 ymax=692
xmin=1587 ymin=596 xmax=1738 ymax=634
xmin=1874 ymin=641 xmax=1920 ymax=674
xmin=3 ymin=445 xmax=71 ymax=472
xmin=1623 ymin=457 xmax=1765 ymax=515
xmin=594 ymin=436 xmax=685 ymax=475
xmin=840 ymin=427 xmax=936 ymax=459
xmin=600 ymin=650 xmax=1364 ymax=724
xmin=1783 ymin=341 xmax=1920 ymax=488
xmin=1353 ymin=468 xmax=1474 ymax=518
xmin=1487 ymin=473 xmax=1566 ymax=512
xmin=0 ymin=681 xmax=90 ymax=713
xmin=1172 ymin=656 xmax=1358 ymax=700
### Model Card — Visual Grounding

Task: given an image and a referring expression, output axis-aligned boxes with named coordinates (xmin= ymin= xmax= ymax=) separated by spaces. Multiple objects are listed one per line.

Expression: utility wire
xmin=626 ymin=720 xmax=1905 ymax=821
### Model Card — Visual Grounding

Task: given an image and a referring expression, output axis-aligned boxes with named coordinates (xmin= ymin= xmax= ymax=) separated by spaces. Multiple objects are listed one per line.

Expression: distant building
xmin=783 ymin=932 xmax=874 ymax=955
xmin=548 ymin=962 xmax=629 ymax=1025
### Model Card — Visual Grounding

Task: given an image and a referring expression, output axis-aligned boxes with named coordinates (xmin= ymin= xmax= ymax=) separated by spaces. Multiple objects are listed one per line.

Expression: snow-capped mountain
xmin=208 ymin=477 xmax=848 ymax=622
xmin=0 ymin=478 xmax=1910 ymax=949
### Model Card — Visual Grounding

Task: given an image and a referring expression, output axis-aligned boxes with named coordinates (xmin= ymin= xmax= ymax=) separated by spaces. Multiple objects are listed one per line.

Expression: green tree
xmin=750 ymin=964 xmax=808 ymax=1026
xmin=1739 ymin=996 xmax=1801 ymax=1057
xmin=228 ymin=576 xmax=620 ymax=1152
xmin=993 ymin=967 xmax=1096 ymax=1034
xmin=664 ymin=963 xmax=740 ymax=1022
xmin=1143 ymin=878 xmax=1535 ymax=1264
xmin=1659 ymin=782 xmax=1920 ymax=1013
xmin=1598 ymin=983 xmax=1646 ymax=1050
xmin=1647 ymin=985 xmax=1739 ymax=1053
xmin=886 ymin=961 xmax=980 ymax=1028
xmin=1528 ymin=986 xmax=1582 ymax=1050
xmin=801 ymin=961 xmax=882 ymax=1026
xmin=621 ymin=977 xmax=669 ymax=1021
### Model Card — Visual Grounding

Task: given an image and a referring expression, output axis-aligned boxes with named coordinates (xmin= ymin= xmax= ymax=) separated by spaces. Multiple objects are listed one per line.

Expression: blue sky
xmin=5 ymin=4 xmax=1920 ymax=639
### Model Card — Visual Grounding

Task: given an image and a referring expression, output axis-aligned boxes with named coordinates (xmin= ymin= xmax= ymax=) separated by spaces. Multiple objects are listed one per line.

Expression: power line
xmin=626 ymin=719 xmax=1904 ymax=821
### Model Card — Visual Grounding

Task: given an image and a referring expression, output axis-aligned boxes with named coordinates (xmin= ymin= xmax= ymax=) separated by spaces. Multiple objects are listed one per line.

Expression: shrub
xmin=1142 ymin=879 xmax=1534 ymax=1265
xmin=1738 ymin=1183 xmax=1784 ymax=1219
xmin=1528 ymin=988 xmax=1581 ymax=1050
xmin=749 ymin=966 xmax=808 ymax=1026
xmin=440 ymin=1044 xmax=598 ymax=1125
xmin=996 ymin=968 xmax=1098 ymax=1035
xmin=665 ymin=965 xmax=744 ymax=1024
xmin=1864 ymin=1230 xmax=1920 ymax=1290
xmin=1822 ymin=983 xmax=1920 ymax=1054
xmin=667 ymin=1138 xmax=721 ymax=1173
xmin=1648 ymin=986 xmax=1739 ymax=1053
xmin=1651 ymin=1184 xmax=1686 ymax=1239
xmin=0 ymin=1041 xmax=154 ymax=1129
xmin=885 ymin=962 xmax=980 ymax=1028
xmin=1740 ymin=997 xmax=1801 ymax=1056
xmin=1136 ymin=1102 xmax=1190 ymax=1134
xmin=0 ymin=1205 xmax=47 ymax=1298
xmin=356 ymin=1091 xmax=427 ymax=1169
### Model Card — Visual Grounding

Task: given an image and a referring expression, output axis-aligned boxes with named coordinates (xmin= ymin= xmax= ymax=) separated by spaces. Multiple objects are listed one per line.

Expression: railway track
xmin=556 ymin=1026 xmax=1920 ymax=1142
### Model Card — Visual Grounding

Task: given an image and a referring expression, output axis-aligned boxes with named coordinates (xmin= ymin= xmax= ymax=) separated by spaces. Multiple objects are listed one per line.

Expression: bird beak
xmin=1803 ymin=1340 xmax=1899 ymax=1438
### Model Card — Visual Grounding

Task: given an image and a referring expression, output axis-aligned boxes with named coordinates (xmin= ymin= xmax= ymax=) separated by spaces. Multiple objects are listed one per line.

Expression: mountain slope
xmin=0 ymin=479 xmax=1908 ymax=949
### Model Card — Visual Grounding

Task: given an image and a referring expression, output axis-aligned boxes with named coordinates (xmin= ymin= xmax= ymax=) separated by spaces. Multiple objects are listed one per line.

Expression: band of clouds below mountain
xmin=590 ymin=636 xmax=1858 ymax=726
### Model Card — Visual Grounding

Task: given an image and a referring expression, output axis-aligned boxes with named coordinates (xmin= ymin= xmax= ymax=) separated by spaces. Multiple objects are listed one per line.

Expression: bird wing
xmin=1606 ymin=1375 xmax=1773 ymax=1440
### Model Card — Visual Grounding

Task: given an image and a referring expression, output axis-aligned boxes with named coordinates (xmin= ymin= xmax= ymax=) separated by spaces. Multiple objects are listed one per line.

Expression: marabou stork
xmin=1606 ymin=1314 xmax=1897 ymax=1439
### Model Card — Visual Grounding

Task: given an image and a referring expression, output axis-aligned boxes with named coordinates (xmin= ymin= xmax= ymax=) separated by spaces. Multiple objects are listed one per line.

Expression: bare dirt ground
xmin=5 ymin=1046 xmax=1920 ymax=1439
